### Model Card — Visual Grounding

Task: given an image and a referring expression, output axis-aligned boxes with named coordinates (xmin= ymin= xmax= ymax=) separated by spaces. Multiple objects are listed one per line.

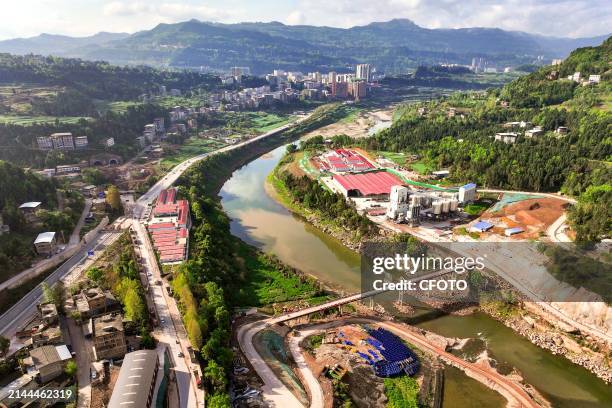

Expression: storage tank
xmin=442 ymin=200 xmax=450 ymax=213
xmin=433 ymin=201 xmax=442 ymax=215
xmin=450 ymin=199 xmax=459 ymax=212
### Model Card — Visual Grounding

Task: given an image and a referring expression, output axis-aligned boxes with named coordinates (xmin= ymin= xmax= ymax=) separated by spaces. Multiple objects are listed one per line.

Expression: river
xmin=220 ymin=144 xmax=611 ymax=407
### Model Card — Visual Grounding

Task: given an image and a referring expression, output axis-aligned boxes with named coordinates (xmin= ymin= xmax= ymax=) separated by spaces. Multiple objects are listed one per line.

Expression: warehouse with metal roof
xmin=107 ymin=350 xmax=159 ymax=408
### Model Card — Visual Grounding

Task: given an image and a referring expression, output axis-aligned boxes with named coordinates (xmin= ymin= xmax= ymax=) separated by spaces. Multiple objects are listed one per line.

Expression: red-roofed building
xmin=148 ymin=188 xmax=190 ymax=264
xmin=333 ymin=171 xmax=404 ymax=198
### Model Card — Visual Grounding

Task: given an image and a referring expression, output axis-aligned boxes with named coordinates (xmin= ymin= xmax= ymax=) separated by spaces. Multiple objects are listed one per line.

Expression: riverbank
xmin=266 ymin=155 xmax=612 ymax=386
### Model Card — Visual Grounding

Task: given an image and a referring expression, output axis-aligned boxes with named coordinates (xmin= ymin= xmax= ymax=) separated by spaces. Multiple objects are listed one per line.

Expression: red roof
xmin=333 ymin=171 xmax=404 ymax=196
xmin=148 ymin=222 xmax=176 ymax=230
xmin=177 ymin=200 xmax=190 ymax=226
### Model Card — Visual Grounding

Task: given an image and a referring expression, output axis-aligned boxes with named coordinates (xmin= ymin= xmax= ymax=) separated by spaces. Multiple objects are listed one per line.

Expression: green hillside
xmin=362 ymin=37 xmax=611 ymax=243
xmin=0 ymin=19 xmax=608 ymax=74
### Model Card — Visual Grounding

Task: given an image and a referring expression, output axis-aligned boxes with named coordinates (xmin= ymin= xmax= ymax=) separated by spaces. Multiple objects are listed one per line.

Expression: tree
xmin=0 ymin=336 xmax=9 ymax=356
xmin=106 ymin=185 xmax=122 ymax=211
xmin=65 ymin=360 xmax=77 ymax=378
xmin=206 ymin=392 xmax=231 ymax=408
xmin=87 ymin=267 xmax=104 ymax=283
xmin=82 ymin=168 xmax=107 ymax=185
xmin=41 ymin=281 xmax=65 ymax=313
xmin=203 ymin=360 xmax=227 ymax=389
xmin=140 ymin=327 xmax=155 ymax=349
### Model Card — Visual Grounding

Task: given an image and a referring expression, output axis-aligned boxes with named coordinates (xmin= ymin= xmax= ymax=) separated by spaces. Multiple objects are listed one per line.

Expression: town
xmin=0 ymin=5 xmax=610 ymax=408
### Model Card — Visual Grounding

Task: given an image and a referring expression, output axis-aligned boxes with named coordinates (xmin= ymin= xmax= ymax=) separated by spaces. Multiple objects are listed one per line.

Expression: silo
xmin=433 ymin=201 xmax=442 ymax=215
xmin=442 ymin=199 xmax=450 ymax=213
xmin=450 ymin=199 xmax=459 ymax=212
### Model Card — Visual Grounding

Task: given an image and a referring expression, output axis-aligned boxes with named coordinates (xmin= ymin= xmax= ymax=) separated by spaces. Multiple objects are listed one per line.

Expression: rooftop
xmin=107 ymin=350 xmax=158 ymax=408
xmin=93 ymin=313 xmax=124 ymax=336
xmin=29 ymin=344 xmax=71 ymax=369
xmin=34 ymin=232 xmax=56 ymax=244
xmin=19 ymin=201 xmax=42 ymax=209
xmin=333 ymin=171 xmax=404 ymax=196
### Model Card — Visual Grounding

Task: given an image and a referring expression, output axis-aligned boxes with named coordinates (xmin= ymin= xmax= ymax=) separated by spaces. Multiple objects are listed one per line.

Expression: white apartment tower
xmin=356 ymin=64 xmax=372 ymax=82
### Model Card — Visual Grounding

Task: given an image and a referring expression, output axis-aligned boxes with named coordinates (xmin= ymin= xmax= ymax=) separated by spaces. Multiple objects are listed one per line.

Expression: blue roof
xmin=462 ymin=183 xmax=477 ymax=189
xmin=473 ymin=221 xmax=493 ymax=231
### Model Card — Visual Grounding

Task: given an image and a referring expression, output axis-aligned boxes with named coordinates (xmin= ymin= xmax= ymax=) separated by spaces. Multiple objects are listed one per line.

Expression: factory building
xmin=458 ymin=183 xmax=477 ymax=204
xmin=386 ymin=186 xmax=461 ymax=225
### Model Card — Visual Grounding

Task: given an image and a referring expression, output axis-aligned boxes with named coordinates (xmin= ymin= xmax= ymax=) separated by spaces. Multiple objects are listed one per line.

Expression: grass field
xmin=411 ymin=161 xmax=431 ymax=175
xmin=0 ymin=114 xmax=91 ymax=125
xmin=384 ymin=376 xmax=420 ymax=408
xmin=376 ymin=151 xmax=408 ymax=166
xmin=338 ymin=106 xmax=363 ymax=124
xmin=160 ymin=137 xmax=227 ymax=170
xmin=235 ymin=244 xmax=322 ymax=306
xmin=246 ymin=111 xmax=294 ymax=133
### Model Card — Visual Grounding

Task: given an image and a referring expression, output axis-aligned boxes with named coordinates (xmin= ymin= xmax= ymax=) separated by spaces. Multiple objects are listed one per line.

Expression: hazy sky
xmin=1 ymin=0 xmax=610 ymax=40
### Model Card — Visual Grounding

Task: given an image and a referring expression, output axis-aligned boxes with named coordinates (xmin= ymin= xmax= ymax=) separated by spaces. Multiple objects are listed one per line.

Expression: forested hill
xmin=0 ymin=19 xmax=608 ymax=74
xmin=0 ymin=53 xmax=220 ymax=101
xmin=0 ymin=160 xmax=58 ymax=224
xmin=363 ymin=37 xmax=611 ymax=242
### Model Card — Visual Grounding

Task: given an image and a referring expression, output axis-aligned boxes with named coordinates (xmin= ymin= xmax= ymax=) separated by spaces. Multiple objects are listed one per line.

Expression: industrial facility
xmin=385 ymin=183 xmax=476 ymax=226
xmin=313 ymin=149 xmax=479 ymax=227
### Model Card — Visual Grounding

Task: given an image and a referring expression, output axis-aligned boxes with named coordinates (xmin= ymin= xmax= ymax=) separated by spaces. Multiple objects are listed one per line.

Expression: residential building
xmin=154 ymin=117 xmax=165 ymax=132
xmin=92 ymin=313 xmax=127 ymax=361
xmin=50 ymin=132 xmax=75 ymax=150
xmin=332 ymin=81 xmax=349 ymax=98
xmin=525 ymin=126 xmax=543 ymax=138
xmin=34 ymin=232 xmax=57 ymax=255
xmin=355 ymin=64 xmax=372 ymax=82
xmin=103 ymin=137 xmax=115 ymax=147
xmin=19 ymin=201 xmax=42 ymax=222
xmin=36 ymin=136 xmax=54 ymax=150
xmin=350 ymin=81 xmax=367 ymax=99
xmin=494 ymin=132 xmax=518 ymax=144
xmin=75 ymin=136 xmax=89 ymax=149
xmin=555 ymin=126 xmax=568 ymax=135
xmin=38 ymin=303 xmax=59 ymax=325
xmin=230 ymin=66 xmax=250 ymax=76
xmin=23 ymin=344 xmax=72 ymax=383
xmin=75 ymin=287 xmax=120 ymax=319
xmin=56 ymin=164 xmax=81 ymax=174
xmin=588 ymin=74 xmax=601 ymax=84
xmin=107 ymin=350 xmax=159 ymax=408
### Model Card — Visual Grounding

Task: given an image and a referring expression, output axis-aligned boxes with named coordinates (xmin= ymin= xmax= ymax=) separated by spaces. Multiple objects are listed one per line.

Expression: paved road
xmin=0 ymin=113 xmax=312 ymax=406
xmin=66 ymin=317 xmax=92 ymax=408
xmin=133 ymin=222 xmax=203 ymax=408
xmin=0 ymin=198 xmax=93 ymax=293
xmin=133 ymin=113 xmax=311 ymax=216
xmin=478 ymin=189 xmax=576 ymax=204
xmin=0 ymin=231 xmax=121 ymax=341
xmin=237 ymin=319 xmax=304 ymax=407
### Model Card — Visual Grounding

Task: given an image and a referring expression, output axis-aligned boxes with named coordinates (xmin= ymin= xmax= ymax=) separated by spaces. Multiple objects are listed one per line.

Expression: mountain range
xmin=0 ymin=19 xmax=608 ymax=74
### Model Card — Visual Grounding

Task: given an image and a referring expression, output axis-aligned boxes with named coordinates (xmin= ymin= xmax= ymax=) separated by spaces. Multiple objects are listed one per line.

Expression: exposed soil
xmin=303 ymin=108 xmax=394 ymax=140
xmin=482 ymin=197 xmax=568 ymax=239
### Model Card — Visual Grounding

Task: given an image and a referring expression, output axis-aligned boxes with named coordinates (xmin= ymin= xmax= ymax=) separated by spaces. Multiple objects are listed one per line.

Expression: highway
xmin=0 ymin=111 xmax=313 ymax=407
xmin=0 ymin=231 xmax=122 ymax=340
